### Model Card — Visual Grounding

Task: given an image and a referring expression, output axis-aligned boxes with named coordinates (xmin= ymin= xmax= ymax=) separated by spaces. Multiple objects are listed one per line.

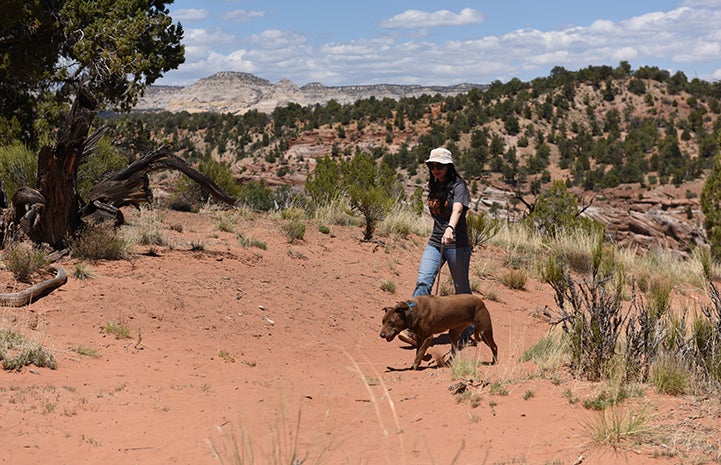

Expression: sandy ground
xmin=1 ymin=207 xmax=719 ymax=465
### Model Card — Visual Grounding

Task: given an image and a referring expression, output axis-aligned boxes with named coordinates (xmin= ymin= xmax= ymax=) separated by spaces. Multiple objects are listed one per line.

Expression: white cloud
xmin=381 ymin=8 xmax=483 ymax=29
xmin=173 ymin=8 xmax=208 ymax=21
xmin=162 ymin=2 xmax=721 ymax=87
xmin=249 ymin=30 xmax=308 ymax=49
xmin=221 ymin=9 xmax=266 ymax=23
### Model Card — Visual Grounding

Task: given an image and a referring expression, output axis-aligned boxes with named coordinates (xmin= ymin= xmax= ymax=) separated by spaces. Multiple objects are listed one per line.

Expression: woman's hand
xmin=442 ymin=225 xmax=455 ymax=245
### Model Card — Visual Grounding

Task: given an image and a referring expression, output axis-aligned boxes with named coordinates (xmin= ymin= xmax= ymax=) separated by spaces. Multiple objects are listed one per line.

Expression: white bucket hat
xmin=425 ymin=147 xmax=454 ymax=166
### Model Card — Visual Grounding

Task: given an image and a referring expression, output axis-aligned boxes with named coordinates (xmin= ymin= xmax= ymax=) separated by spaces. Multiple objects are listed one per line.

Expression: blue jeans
xmin=413 ymin=244 xmax=472 ymax=297
xmin=412 ymin=244 xmax=474 ymax=342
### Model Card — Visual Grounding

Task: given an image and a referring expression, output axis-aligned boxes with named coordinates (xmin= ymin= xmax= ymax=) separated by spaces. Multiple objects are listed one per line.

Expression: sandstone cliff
xmin=135 ymin=72 xmax=485 ymax=114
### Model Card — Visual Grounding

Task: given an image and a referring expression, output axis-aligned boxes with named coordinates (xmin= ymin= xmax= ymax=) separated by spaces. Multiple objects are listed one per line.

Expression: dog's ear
xmin=394 ymin=301 xmax=410 ymax=313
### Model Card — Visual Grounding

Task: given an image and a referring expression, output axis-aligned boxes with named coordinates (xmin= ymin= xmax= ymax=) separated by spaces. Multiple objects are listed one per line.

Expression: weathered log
xmin=87 ymin=146 xmax=236 ymax=207
xmin=0 ymin=265 xmax=67 ymax=307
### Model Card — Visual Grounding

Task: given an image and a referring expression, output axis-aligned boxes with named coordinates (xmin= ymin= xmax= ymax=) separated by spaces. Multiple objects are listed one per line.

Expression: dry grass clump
xmin=378 ymin=204 xmax=429 ymax=239
xmin=0 ymin=329 xmax=56 ymax=371
xmin=71 ymin=222 xmax=131 ymax=260
xmin=1 ymin=241 xmax=49 ymax=282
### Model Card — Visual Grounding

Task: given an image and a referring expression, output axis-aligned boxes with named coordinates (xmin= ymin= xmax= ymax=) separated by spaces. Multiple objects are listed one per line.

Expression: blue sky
xmin=157 ymin=0 xmax=721 ymax=87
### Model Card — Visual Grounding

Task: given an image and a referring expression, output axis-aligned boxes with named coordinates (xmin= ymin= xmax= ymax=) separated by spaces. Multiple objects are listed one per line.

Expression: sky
xmin=157 ymin=0 xmax=721 ymax=88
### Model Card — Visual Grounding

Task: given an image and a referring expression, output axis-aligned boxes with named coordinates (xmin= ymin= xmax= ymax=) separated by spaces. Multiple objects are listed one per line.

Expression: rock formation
xmin=135 ymin=72 xmax=485 ymax=114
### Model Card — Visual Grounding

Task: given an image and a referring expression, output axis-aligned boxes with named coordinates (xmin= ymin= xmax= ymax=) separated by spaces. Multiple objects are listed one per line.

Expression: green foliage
xmin=236 ymin=180 xmax=275 ymax=211
xmin=305 ymin=155 xmax=343 ymax=206
xmin=651 ymin=353 xmax=690 ymax=395
xmin=102 ymin=321 xmax=132 ymax=340
xmin=701 ymin=149 xmax=721 ymax=260
xmin=380 ymin=280 xmax=396 ymax=293
xmin=59 ymin=0 xmax=184 ymax=111
xmin=466 ymin=210 xmax=501 ymax=250
xmin=543 ymin=237 xmax=628 ymax=382
xmin=0 ymin=142 xmax=38 ymax=201
xmin=525 ymin=180 xmax=581 ymax=237
xmin=342 ymin=152 xmax=402 ymax=240
xmin=173 ymin=159 xmax=240 ymax=209
xmin=281 ymin=219 xmax=306 ymax=243
xmin=77 ymin=135 xmax=131 ymax=199
xmin=1 ymin=0 xmax=184 ymax=145
xmin=499 ymin=269 xmax=527 ymax=290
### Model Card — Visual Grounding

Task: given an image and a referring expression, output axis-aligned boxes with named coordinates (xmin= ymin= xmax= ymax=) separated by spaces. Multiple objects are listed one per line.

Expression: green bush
xmin=237 ymin=180 xmax=275 ymax=211
xmin=0 ymin=142 xmax=37 ymax=201
xmin=467 ymin=210 xmax=501 ymax=250
xmin=343 ymin=152 xmax=402 ymax=240
xmin=281 ymin=219 xmax=306 ymax=242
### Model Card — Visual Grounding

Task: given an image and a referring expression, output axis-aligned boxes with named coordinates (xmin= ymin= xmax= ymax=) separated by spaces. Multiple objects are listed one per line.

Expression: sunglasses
xmin=428 ymin=163 xmax=447 ymax=170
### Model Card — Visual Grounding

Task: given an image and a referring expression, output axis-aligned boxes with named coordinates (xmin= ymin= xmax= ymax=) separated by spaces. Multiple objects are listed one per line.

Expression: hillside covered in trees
xmin=103 ymin=62 xmax=721 ymax=252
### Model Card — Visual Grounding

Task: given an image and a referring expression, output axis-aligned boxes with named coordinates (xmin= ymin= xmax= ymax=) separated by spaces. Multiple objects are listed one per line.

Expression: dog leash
xmin=434 ymin=243 xmax=444 ymax=295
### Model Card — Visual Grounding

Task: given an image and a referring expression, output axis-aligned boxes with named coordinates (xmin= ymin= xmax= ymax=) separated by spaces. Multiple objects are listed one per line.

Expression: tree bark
xmin=30 ymin=86 xmax=98 ymax=248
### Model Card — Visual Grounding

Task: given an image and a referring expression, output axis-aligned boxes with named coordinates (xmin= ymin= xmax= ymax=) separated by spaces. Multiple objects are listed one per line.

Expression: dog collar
xmin=406 ymin=300 xmax=415 ymax=325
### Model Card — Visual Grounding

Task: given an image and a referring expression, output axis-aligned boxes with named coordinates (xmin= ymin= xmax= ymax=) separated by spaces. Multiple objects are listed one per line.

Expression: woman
xmin=400 ymin=147 xmax=473 ymax=346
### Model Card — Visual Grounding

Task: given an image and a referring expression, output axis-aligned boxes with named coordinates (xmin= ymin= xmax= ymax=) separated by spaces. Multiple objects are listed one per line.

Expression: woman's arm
xmin=442 ymin=202 xmax=464 ymax=245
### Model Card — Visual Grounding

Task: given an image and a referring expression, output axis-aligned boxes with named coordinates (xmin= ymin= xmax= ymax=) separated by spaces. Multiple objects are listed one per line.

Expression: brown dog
xmin=380 ymin=294 xmax=498 ymax=370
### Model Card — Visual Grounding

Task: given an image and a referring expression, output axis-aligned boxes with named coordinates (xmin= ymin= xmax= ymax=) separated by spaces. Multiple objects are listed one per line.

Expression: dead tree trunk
xmin=21 ymin=87 xmax=98 ymax=248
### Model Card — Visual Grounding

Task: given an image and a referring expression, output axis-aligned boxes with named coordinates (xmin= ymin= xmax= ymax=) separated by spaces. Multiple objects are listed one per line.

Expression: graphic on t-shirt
xmin=428 ymin=196 xmax=447 ymax=216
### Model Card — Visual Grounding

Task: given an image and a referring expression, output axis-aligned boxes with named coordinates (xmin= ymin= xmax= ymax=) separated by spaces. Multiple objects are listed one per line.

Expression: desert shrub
xmin=281 ymin=219 xmax=306 ymax=243
xmin=380 ymin=280 xmax=396 ymax=293
xmin=1 ymin=241 xmax=49 ymax=282
xmin=499 ymin=269 xmax=527 ymax=290
xmin=0 ymin=142 xmax=37 ymax=201
xmin=524 ymin=180 xmax=581 ymax=237
xmin=305 ymin=155 xmax=343 ymax=207
xmin=237 ymin=233 xmax=267 ymax=250
xmin=585 ymin=403 xmax=652 ymax=447
xmin=0 ymin=329 xmax=56 ymax=371
xmin=236 ymin=180 xmax=275 ymax=211
xmin=102 ymin=321 xmax=132 ymax=339
xmin=543 ymin=236 xmax=628 ymax=381
xmin=449 ymin=353 xmax=482 ymax=381
xmin=520 ymin=329 xmax=568 ymax=371
xmin=692 ymin=310 xmax=721 ymax=385
xmin=71 ymin=222 xmax=131 ymax=260
xmin=466 ymin=210 xmax=501 ymax=250
xmin=343 ymin=152 xmax=402 ymax=240
xmin=72 ymin=262 xmax=94 ymax=280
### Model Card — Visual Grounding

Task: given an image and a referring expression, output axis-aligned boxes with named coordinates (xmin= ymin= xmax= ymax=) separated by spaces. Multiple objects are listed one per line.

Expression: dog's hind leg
xmin=477 ymin=329 xmax=498 ymax=364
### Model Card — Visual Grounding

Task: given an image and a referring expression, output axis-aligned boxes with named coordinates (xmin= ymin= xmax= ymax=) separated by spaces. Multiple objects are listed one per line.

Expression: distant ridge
xmin=134 ymin=71 xmax=487 ymax=114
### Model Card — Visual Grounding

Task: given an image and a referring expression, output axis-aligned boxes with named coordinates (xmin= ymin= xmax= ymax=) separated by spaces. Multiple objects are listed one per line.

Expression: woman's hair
xmin=427 ymin=163 xmax=462 ymax=201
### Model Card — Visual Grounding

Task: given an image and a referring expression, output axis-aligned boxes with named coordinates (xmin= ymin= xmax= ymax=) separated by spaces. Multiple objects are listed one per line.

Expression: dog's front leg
xmin=412 ymin=337 xmax=433 ymax=370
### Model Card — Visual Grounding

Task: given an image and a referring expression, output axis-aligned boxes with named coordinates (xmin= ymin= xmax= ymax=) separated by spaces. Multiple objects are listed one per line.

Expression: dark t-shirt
xmin=427 ymin=176 xmax=470 ymax=249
